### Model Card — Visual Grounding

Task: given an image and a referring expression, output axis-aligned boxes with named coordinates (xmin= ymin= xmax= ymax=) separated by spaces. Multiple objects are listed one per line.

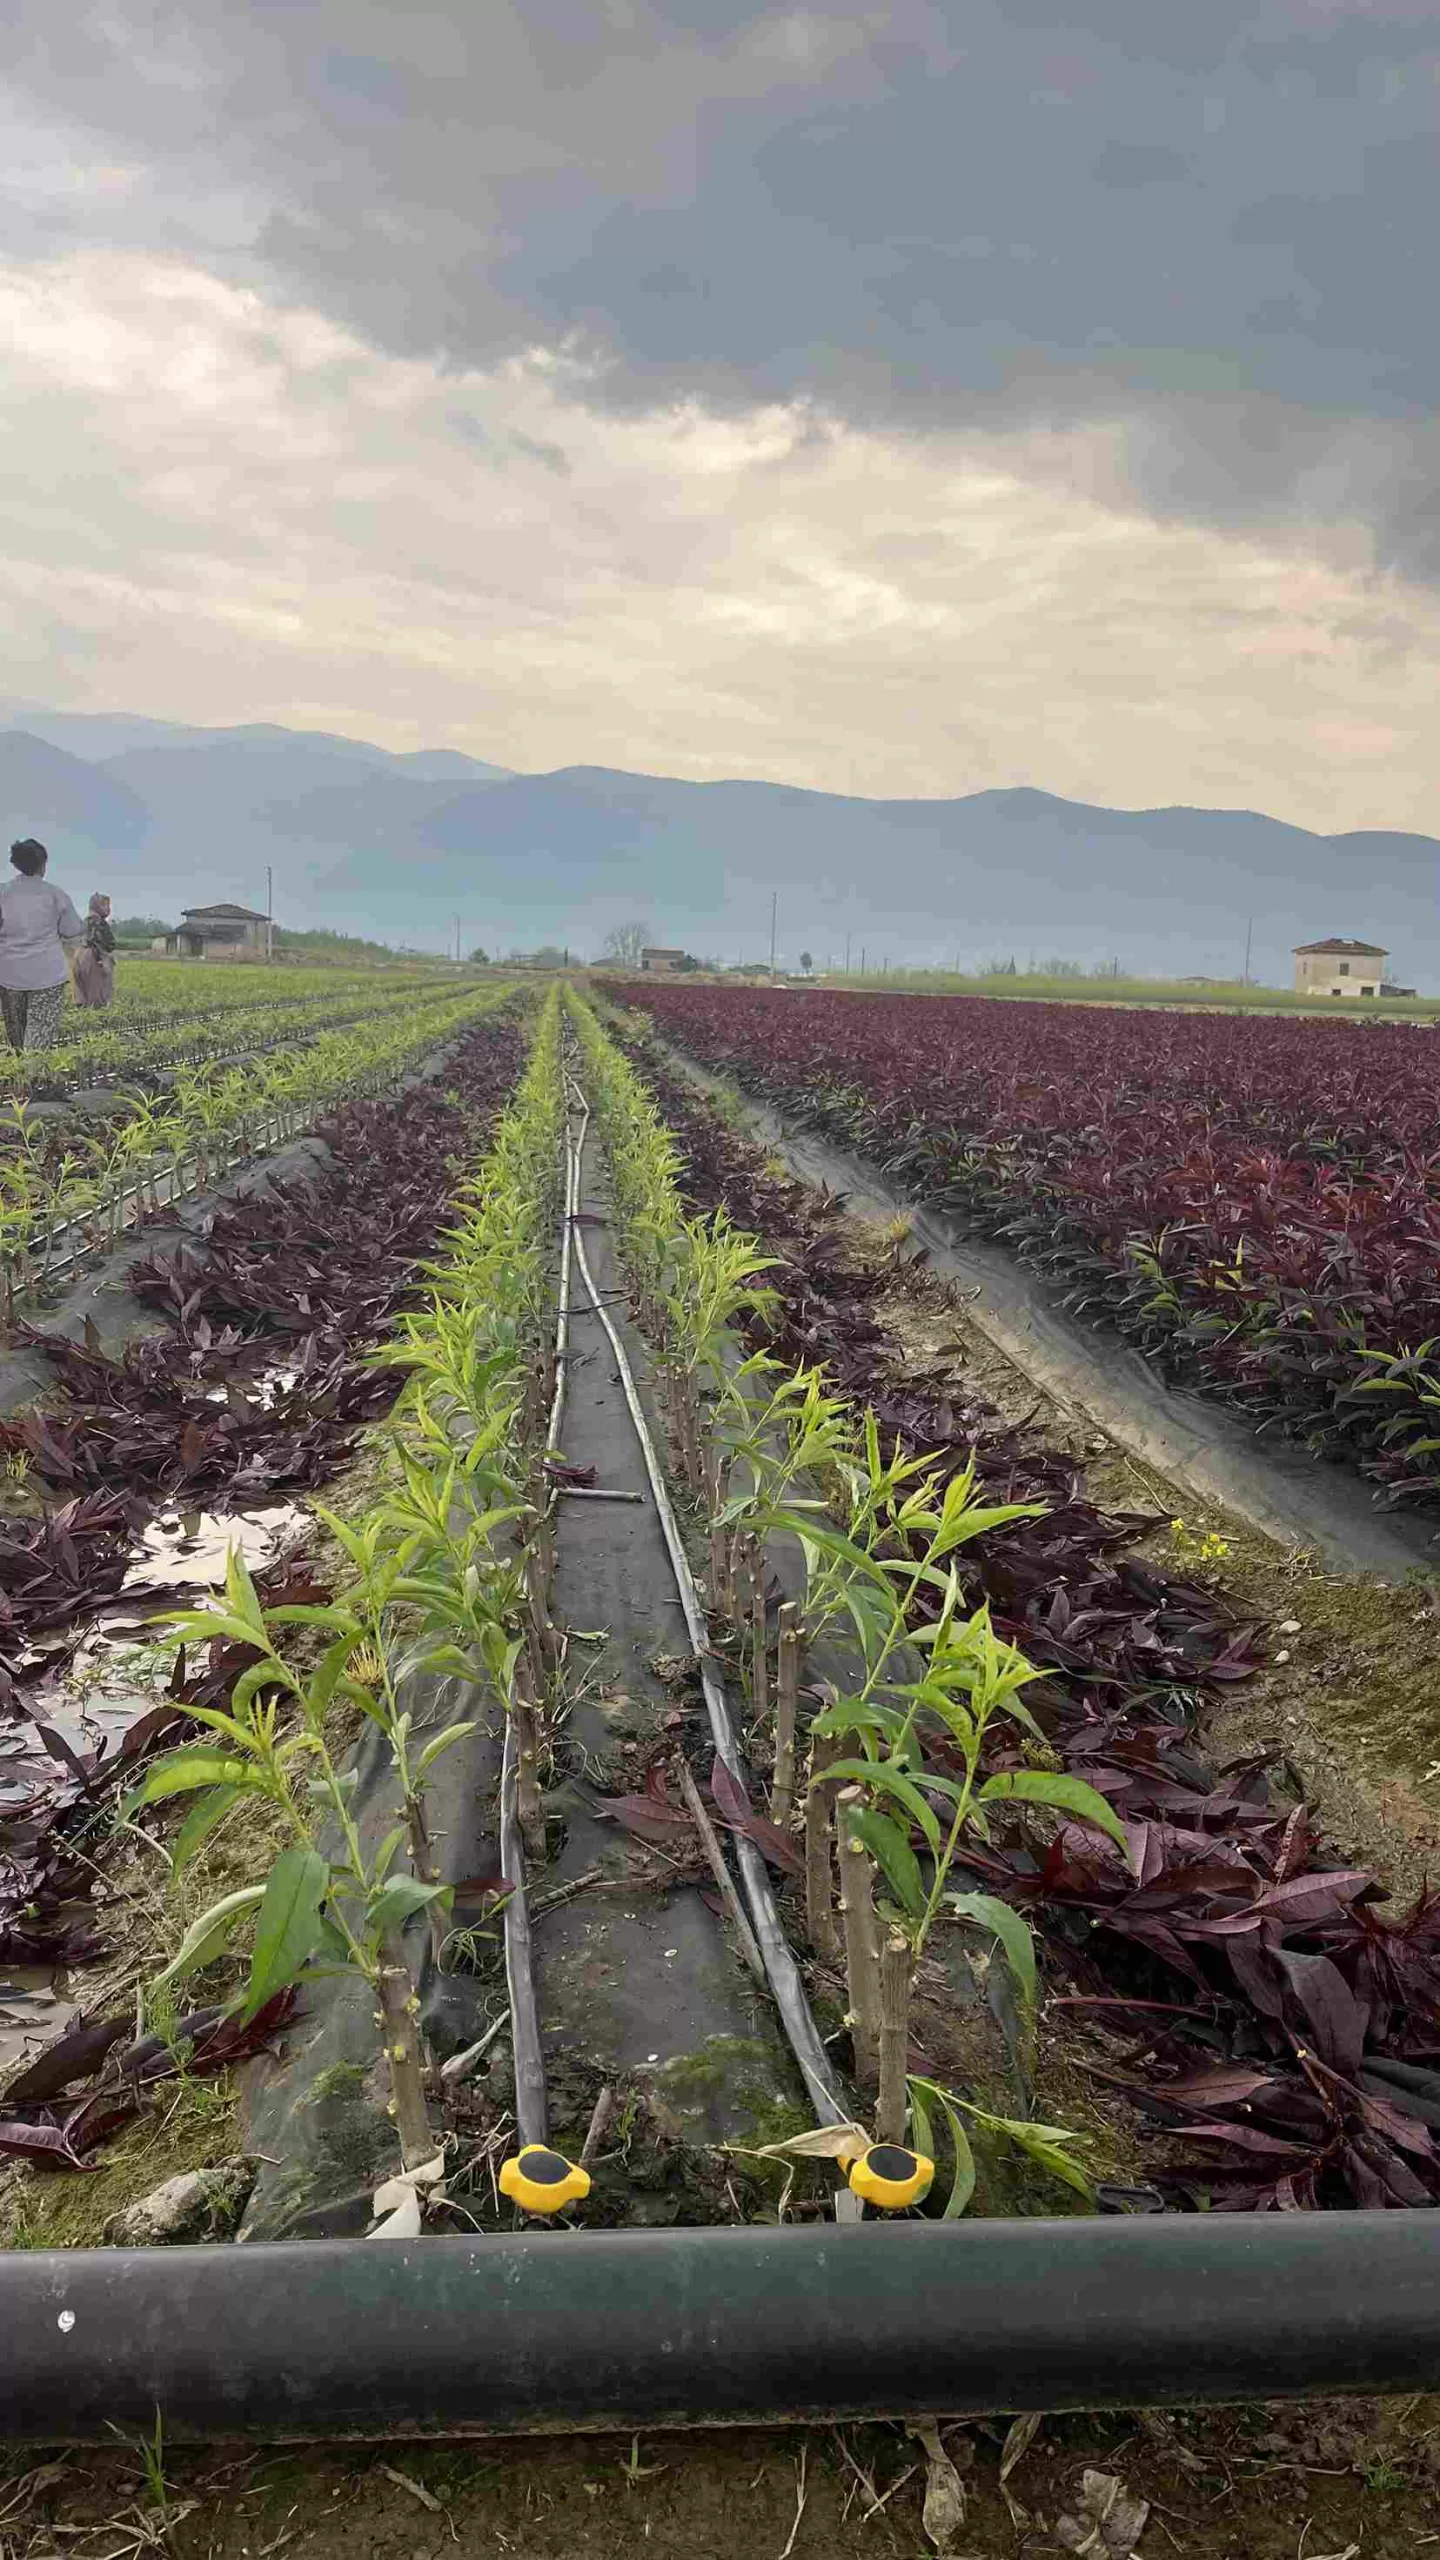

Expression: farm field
xmin=1 ymin=990 xmax=540 ymax=2131
xmin=0 ymin=963 xmax=502 ymax=1315
xmin=6 ymin=984 xmax=1440 ymax=2228
xmin=817 ymin=963 xmax=1440 ymax=1021
xmin=6 ymin=979 xmax=1440 ymax=2534
xmin=616 ymin=980 xmax=1440 ymax=1510
xmin=0 ymin=955 xmax=483 ymax=1101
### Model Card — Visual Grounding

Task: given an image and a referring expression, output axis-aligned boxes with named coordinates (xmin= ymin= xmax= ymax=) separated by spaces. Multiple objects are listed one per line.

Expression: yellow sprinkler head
xmin=498 ymin=2144 xmax=591 ymax=2215
xmin=846 ymin=2143 xmax=935 ymax=2212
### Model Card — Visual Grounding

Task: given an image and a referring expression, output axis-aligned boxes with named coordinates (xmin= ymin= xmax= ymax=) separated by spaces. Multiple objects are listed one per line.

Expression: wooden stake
xmin=580 ymin=2083 xmax=616 ymax=2168
xmin=706 ymin=1445 xmax=729 ymax=1617
xmin=771 ymin=1603 xmax=802 ymax=1827
xmin=678 ymin=1376 xmax=703 ymax=1499
xmin=674 ymin=1753 xmax=767 ymax=1987
xmin=836 ymin=1788 xmax=883 ymax=2093
xmin=525 ymin=1542 xmax=558 ymax=1675
xmin=878 ymin=1932 xmax=913 ymax=2146
xmin=804 ymin=1731 xmax=842 ymax=1964
xmin=663 ymin=1364 xmax=687 ymax=1476
xmin=750 ymin=1547 xmax=769 ymax=1725
xmin=404 ymin=1793 xmax=449 ymax=1972
xmin=511 ymin=1672 xmax=547 ymax=1864
xmin=726 ymin=1526 xmax=748 ymax=1634
xmin=534 ymin=1506 xmax=556 ymax=1590
xmin=376 ymin=1939 xmax=436 ymax=2170
xmin=524 ymin=1609 xmax=547 ymax=1698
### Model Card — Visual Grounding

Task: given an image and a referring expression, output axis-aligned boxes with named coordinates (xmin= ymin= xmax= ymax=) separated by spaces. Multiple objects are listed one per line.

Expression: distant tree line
xmin=111 ymin=918 xmax=454 ymax=966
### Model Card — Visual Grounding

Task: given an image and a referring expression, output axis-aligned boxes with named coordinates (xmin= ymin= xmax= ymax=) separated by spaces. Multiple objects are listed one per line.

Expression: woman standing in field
xmin=0 ymin=839 xmax=86 ymax=1052
xmin=72 ymin=892 xmax=116 ymax=1009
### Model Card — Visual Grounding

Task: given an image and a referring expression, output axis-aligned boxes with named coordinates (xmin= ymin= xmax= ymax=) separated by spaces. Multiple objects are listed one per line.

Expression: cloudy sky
xmin=2 ymin=0 xmax=1439 ymax=832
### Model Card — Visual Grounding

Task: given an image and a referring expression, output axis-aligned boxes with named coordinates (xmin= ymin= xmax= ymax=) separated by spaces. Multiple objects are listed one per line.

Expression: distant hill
xmin=1 ymin=703 xmax=1434 ymax=986
xmin=0 ymin=731 xmax=149 ymax=853
xmin=0 ymin=702 xmax=512 ymax=781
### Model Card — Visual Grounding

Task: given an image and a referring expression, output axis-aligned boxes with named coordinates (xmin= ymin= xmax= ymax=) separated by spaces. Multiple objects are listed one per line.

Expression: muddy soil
xmin=6 ymin=2394 xmax=1440 ymax=2560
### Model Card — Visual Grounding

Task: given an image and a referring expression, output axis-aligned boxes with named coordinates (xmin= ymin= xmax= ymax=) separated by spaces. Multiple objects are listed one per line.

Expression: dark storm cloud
xmin=4 ymin=0 xmax=1440 ymax=567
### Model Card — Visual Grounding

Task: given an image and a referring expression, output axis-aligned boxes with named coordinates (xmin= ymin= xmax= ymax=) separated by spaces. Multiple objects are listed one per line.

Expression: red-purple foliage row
xmin=626 ymin=1029 xmax=1440 ymax=2212
xmin=617 ymin=983 xmax=1440 ymax=1506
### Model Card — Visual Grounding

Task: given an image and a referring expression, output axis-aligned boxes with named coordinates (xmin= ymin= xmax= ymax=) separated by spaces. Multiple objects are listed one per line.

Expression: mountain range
xmin=1 ymin=696 xmax=1433 ymax=986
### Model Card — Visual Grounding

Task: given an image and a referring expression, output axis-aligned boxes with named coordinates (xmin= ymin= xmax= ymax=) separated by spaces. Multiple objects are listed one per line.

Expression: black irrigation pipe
xmin=5 ymin=2214 xmax=1440 ymax=2440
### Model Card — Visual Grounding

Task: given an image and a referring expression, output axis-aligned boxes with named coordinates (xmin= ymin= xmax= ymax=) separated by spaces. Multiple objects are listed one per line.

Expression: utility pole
xmin=266 ymin=864 xmax=273 ymax=961
xmin=769 ymin=892 xmax=778 ymax=978
xmin=860 ymin=946 xmax=866 ymax=975
xmin=1243 ymin=918 xmax=1253 ymax=986
xmin=844 ymin=933 xmax=851 ymax=975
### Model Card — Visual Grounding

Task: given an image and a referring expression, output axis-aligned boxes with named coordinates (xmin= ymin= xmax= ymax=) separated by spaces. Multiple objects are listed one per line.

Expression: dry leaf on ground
xmin=1056 ymin=2469 xmax=1150 ymax=2557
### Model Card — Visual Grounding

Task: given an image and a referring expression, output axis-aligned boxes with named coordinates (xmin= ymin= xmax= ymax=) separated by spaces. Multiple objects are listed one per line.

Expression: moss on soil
xmin=651 ymin=2033 xmax=809 ymax=2154
xmin=0 ymin=2076 xmax=243 ymax=2251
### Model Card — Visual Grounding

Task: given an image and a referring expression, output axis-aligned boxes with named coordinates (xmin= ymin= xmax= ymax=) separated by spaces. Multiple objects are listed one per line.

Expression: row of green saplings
xmin=566 ymin=989 xmax=1122 ymax=2213
xmin=122 ymin=986 xmax=572 ymax=2216
xmin=119 ymin=983 xmax=1109 ymax=2225
xmin=0 ymin=963 xmax=468 ymax=1099
xmin=0 ymin=981 xmax=505 ymax=1332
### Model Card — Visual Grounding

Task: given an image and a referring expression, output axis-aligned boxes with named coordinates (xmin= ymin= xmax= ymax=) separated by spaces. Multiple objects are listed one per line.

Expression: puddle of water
xmin=0 ymin=1977 xmax=80 ymax=2081
xmin=9 ymin=1505 xmax=305 ymax=1680
xmin=6 ymin=1502 xmax=305 ymax=1777
xmin=2 ymin=1500 xmax=309 ymax=2090
xmin=122 ymin=1503 xmax=303 ymax=1592
xmin=25 ymin=1619 xmax=182 ymax=1765
xmin=203 ymin=1368 xmax=298 ymax=1413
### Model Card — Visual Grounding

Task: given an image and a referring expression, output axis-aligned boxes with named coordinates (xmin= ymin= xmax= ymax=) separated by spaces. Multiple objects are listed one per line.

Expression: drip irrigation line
xmin=563 ymin=1069 xmax=849 ymax=2133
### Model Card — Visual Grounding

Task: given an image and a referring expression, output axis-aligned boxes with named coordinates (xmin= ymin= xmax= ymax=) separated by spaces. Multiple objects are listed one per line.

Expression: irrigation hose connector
xmin=846 ymin=2143 xmax=934 ymax=2212
xmin=499 ymin=2145 xmax=592 ymax=2216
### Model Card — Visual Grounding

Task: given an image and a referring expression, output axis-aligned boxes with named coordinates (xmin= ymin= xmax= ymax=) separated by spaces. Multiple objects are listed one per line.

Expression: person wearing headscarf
xmin=72 ymin=892 xmax=116 ymax=1010
xmin=0 ymin=840 xmax=85 ymax=1051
